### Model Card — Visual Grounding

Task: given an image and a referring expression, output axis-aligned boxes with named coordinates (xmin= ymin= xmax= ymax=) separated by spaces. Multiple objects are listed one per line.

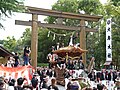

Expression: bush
xmin=37 ymin=63 xmax=49 ymax=67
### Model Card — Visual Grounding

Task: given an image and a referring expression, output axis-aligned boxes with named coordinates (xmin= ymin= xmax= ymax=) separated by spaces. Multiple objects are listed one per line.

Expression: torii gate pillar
xmin=31 ymin=14 xmax=38 ymax=70
xmin=80 ymin=20 xmax=86 ymax=67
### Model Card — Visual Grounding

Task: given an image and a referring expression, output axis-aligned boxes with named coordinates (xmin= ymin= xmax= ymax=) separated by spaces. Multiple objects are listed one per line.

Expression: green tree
xmin=97 ymin=0 xmax=120 ymax=69
xmin=3 ymin=36 xmax=17 ymax=52
xmin=0 ymin=0 xmax=24 ymax=28
xmin=111 ymin=0 xmax=120 ymax=6
xmin=0 ymin=40 xmax=3 ymax=45
xmin=106 ymin=0 xmax=120 ymax=69
xmin=20 ymin=28 xmax=31 ymax=47
xmin=2 ymin=36 xmax=25 ymax=56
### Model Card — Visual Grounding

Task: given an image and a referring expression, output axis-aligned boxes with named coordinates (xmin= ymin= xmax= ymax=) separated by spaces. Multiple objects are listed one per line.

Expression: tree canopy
xmin=0 ymin=0 xmax=24 ymax=28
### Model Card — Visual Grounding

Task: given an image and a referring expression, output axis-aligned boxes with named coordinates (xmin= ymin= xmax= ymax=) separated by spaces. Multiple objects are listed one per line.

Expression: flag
xmin=106 ymin=18 xmax=112 ymax=61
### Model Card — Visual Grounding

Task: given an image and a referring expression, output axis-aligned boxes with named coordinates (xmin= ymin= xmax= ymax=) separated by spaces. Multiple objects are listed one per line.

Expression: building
xmin=0 ymin=46 xmax=14 ymax=65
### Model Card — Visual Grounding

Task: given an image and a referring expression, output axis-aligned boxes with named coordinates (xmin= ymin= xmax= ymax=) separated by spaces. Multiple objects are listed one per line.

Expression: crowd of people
xmin=4 ymin=52 xmax=21 ymax=67
xmin=89 ymin=69 xmax=119 ymax=82
xmin=0 ymin=64 xmax=63 ymax=90
xmin=0 ymin=58 xmax=120 ymax=90
xmin=46 ymin=51 xmax=120 ymax=90
xmin=87 ymin=69 xmax=120 ymax=90
xmin=1 ymin=46 xmax=31 ymax=67
xmin=0 ymin=45 xmax=120 ymax=90
xmin=0 ymin=70 xmax=59 ymax=90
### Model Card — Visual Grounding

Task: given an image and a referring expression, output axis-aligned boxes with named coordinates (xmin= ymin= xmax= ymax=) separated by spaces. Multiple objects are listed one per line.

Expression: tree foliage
xmin=20 ymin=28 xmax=31 ymax=47
xmin=3 ymin=36 xmax=17 ymax=52
xmin=0 ymin=0 xmax=24 ymax=28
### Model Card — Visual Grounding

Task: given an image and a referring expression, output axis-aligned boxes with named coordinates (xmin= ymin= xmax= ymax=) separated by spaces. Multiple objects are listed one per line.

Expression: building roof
xmin=0 ymin=46 xmax=14 ymax=57
xmin=104 ymin=61 xmax=112 ymax=66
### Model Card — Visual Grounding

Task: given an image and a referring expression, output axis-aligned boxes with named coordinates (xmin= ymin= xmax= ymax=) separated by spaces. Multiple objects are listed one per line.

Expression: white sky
xmin=0 ymin=0 xmax=107 ymax=40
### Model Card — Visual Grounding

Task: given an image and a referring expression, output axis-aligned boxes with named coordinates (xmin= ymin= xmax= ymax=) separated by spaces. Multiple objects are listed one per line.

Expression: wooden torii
xmin=15 ymin=6 xmax=102 ymax=70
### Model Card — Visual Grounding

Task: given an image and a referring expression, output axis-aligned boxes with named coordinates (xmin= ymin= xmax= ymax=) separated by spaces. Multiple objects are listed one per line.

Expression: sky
xmin=0 ymin=0 xmax=107 ymax=40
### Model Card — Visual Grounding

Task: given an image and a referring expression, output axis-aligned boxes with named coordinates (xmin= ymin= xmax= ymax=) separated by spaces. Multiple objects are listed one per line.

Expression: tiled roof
xmin=0 ymin=46 xmax=14 ymax=57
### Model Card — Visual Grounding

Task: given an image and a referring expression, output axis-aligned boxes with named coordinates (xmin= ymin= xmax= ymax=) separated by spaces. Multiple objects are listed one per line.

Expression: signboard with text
xmin=106 ymin=18 xmax=112 ymax=61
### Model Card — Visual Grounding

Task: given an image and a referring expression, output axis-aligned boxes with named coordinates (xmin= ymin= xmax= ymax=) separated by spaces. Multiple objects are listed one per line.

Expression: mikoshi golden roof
xmin=53 ymin=46 xmax=88 ymax=57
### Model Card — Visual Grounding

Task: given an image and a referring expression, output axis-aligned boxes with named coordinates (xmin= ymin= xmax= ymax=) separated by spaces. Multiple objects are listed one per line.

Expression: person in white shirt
xmin=7 ymin=57 xmax=15 ymax=67
xmin=3 ymin=77 xmax=9 ymax=90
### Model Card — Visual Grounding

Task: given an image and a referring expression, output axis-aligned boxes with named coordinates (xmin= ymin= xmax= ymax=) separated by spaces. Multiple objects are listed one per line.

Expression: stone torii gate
xmin=15 ymin=6 xmax=102 ymax=70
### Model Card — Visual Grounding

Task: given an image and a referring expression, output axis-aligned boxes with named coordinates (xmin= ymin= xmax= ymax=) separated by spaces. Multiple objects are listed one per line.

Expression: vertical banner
xmin=106 ymin=18 xmax=112 ymax=61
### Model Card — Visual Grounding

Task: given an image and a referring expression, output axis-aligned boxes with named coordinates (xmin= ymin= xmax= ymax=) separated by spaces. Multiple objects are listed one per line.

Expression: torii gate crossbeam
xmin=15 ymin=20 xmax=98 ymax=32
xmin=26 ymin=6 xmax=102 ymax=22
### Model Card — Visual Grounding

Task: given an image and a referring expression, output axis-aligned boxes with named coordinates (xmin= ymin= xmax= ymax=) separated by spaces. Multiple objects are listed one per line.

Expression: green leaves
xmin=0 ymin=0 xmax=24 ymax=15
xmin=20 ymin=28 xmax=31 ymax=47
xmin=0 ymin=0 xmax=24 ymax=28
xmin=3 ymin=36 xmax=17 ymax=52
xmin=78 ymin=0 xmax=102 ymax=15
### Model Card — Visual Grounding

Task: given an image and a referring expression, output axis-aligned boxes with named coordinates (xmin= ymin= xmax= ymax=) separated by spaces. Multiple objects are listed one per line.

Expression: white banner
xmin=0 ymin=65 xmax=34 ymax=82
xmin=106 ymin=18 xmax=112 ymax=61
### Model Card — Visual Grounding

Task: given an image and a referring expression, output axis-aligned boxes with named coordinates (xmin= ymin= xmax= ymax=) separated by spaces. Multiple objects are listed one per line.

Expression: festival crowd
xmin=0 ymin=46 xmax=120 ymax=90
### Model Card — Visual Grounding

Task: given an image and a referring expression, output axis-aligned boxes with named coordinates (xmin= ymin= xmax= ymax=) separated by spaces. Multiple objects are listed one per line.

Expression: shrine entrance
xmin=15 ymin=6 xmax=102 ymax=70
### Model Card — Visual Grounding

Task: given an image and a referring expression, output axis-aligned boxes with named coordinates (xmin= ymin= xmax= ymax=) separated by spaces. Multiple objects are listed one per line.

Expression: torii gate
xmin=15 ymin=6 xmax=102 ymax=70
